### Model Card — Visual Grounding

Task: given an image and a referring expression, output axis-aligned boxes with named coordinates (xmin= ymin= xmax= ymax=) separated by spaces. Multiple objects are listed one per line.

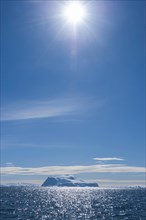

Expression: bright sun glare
xmin=63 ymin=1 xmax=86 ymax=25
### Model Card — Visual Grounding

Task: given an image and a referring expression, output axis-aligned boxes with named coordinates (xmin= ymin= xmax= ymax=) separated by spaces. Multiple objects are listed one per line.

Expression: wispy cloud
xmin=93 ymin=157 xmax=124 ymax=161
xmin=1 ymin=164 xmax=145 ymax=175
xmin=4 ymin=162 xmax=14 ymax=167
xmin=1 ymin=97 xmax=104 ymax=121
xmin=1 ymin=142 xmax=72 ymax=149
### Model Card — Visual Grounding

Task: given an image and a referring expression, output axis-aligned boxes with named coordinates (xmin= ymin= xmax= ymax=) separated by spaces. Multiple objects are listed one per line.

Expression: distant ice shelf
xmin=42 ymin=175 xmax=99 ymax=187
xmin=0 ymin=183 xmax=38 ymax=187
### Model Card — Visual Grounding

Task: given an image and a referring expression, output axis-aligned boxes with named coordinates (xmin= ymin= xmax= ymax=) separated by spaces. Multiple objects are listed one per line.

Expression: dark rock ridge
xmin=42 ymin=175 xmax=99 ymax=187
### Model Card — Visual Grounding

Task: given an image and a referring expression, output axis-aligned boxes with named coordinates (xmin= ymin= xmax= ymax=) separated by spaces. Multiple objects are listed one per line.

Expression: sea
xmin=0 ymin=186 xmax=146 ymax=220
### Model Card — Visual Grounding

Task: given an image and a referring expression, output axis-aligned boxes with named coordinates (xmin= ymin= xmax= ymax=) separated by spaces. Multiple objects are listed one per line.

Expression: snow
xmin=42 ymin=175 xmax=99 ymax=187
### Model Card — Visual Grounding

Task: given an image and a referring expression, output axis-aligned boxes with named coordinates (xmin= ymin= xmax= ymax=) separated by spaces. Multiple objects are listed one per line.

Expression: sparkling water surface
xmin=0 ymin=187 xmax=146 ymax=220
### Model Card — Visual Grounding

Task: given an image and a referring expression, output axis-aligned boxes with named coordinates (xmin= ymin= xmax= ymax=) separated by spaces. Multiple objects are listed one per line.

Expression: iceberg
xmin=42 ymin=175 xmax=99 ymax=187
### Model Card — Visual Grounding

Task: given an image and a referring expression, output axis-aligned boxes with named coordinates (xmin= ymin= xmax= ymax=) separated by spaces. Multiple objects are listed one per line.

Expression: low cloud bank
xmin=1 ymin=164 xmax=146 ymax=175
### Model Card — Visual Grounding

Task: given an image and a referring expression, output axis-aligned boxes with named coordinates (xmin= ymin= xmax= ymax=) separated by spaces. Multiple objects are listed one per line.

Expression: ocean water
xmin=0 ymin=187 xmax=146 ymax=220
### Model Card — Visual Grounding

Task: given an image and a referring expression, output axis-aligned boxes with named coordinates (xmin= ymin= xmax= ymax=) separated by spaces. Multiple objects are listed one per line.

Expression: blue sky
xmin=1 ymin=0 xmax=145 ymax=186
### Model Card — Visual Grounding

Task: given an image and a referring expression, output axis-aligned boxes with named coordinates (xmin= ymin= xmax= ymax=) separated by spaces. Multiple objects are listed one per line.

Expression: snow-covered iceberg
xmin=42 ymin=175 xmax=99 ymax=187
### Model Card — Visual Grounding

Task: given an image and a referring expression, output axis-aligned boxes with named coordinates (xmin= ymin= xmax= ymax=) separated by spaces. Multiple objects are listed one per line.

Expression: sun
xmin=63 ymin=1 xmax=86 ymax=26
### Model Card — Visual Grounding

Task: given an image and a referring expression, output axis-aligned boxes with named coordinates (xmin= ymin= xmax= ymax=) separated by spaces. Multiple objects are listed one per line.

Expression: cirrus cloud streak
xmin=1 ymin=97 xmax=104 ymax=121
xmin=93 ymin=157 xmax=124 ymax=161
